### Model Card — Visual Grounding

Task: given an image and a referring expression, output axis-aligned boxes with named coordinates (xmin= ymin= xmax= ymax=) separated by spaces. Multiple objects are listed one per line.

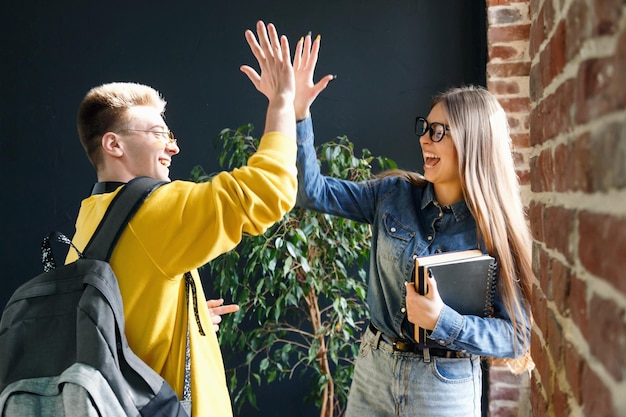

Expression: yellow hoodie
xmin=67 ymin=132 xmax=296 ymax=417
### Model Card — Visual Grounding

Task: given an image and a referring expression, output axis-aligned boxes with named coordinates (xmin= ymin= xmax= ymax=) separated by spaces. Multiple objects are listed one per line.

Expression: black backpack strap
xmin=82 ymin=176 xmax=167 ymax=261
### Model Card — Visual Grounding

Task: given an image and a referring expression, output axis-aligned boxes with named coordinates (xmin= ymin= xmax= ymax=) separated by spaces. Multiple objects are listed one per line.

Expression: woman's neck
xmin=433 ymin=183 xmax=463 ymax=206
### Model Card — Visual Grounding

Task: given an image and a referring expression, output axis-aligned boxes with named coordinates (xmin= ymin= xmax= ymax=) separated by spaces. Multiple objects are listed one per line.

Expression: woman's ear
xmin=101 ymin=132 xmax=124 ymax=158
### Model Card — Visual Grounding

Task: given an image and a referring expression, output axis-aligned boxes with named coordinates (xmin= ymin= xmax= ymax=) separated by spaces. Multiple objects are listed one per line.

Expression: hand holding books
xmin=406 ymin=250 xmax=498 ymax=344
xmin=404 ymin=273 xmax=444 ymax=332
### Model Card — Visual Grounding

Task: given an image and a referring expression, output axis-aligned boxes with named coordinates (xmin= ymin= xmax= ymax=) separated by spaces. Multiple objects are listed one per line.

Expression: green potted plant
xmin=191 ymin=124 xmax=396 ymax=417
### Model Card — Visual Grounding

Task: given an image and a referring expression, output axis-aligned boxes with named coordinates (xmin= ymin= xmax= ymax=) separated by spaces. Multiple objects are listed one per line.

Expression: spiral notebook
xmin=413 ymin=249 xmax=497 ymax=344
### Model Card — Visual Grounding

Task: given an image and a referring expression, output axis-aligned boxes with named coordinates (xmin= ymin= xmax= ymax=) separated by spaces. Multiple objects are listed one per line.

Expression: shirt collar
xmin=90 ymin=181 xmax=126 ymax=195
xmin=420 ymin=182 xmax=471 ymax=222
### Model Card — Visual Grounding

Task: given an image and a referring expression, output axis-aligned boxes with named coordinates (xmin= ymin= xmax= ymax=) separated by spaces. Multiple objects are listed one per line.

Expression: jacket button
xmin=390 ymin=227 xmax=396 ymax=232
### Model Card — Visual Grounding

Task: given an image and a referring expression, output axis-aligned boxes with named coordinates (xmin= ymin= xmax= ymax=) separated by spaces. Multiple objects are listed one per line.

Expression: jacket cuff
xmin=428 ymin=304 xmax=464 ymax=348
xmin=296 ymin=117 xmax=313 ymax=144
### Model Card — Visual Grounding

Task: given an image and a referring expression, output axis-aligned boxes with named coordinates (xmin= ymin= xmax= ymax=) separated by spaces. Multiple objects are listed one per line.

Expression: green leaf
xmin=286 ymin=241 xmax=297 ymax=258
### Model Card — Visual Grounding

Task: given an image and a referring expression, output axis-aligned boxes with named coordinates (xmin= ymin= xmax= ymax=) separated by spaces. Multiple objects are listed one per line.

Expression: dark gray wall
xmin=0 ymin=1 xmax=485 ymax=416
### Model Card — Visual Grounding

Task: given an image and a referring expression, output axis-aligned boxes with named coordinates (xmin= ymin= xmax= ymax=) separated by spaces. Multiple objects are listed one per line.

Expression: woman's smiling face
xmin=419 ymin=103 xmax=461 ymax=193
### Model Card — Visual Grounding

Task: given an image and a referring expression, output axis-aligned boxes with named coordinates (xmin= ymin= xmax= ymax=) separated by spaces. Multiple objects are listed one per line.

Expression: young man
xmin=68 ymin=21 xmax=296 ymax=417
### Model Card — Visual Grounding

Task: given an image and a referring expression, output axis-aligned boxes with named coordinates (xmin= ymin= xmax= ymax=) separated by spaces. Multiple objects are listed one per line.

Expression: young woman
xmin=293 ymin=34 xmax=533 ymax=417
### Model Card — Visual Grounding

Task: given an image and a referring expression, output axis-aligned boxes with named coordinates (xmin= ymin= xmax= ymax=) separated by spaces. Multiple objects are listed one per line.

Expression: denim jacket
xmin=296 ymin=117 xmax=528 ymax=358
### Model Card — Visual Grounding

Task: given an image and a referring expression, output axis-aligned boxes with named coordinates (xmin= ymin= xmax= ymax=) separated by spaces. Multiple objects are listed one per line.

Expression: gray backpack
xmin=0 ymin=177 xmax=189 ymax=417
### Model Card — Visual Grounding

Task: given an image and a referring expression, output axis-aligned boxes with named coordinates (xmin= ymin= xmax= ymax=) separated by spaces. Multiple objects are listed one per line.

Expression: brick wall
xmin=486 ymin=1 xmax=533 ymax=416
xmin=485 ymin=1 xmax=625 ymax=416
xmin=526 ymin=0 xmax=626 ymax=416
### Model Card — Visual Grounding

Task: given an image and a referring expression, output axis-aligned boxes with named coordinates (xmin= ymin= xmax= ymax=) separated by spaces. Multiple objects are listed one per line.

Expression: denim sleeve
xmin=296 ymin=117 xmax=377 ymax=224
xmin=428 ymin=285 xmax=531 ymax=358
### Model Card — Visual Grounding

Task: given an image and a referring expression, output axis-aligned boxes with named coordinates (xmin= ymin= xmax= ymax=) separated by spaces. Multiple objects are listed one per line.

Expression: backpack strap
xmin=82 ymin=176 xmax=166 ymax=261
xmin=82 ymin=176 xmax=198 ymax=411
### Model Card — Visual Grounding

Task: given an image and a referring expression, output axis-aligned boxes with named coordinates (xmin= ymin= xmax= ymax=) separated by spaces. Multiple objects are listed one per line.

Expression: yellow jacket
xmin=68 ymin=132 xmax=296 ymax=417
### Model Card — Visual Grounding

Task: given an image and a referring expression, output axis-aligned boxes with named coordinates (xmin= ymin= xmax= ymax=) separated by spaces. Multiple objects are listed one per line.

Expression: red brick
xmin=507 ymin=115 xmax=520 ymax=130
xmin=568 ymin=275 xmax=588 ymax=340
xmin=578 ymin=211 xmax=626 ymax=296
xmin=553 ymin=384 xmax=572 ymax=417
xmin=571 ymin=121 xmax=626 ymax=193
xmin=539 ymin=46 xmax=552 ymax=93
xmin=531 ymin=377 xmax=548 ymax=417
xmin=528 ymin=4 xmax=545 ymax=59
xmin=543 ymin=205 xmax=574 ymax=262
xmin=487 ymin=62 xmax=531 ymax=77
xmin=489 ymin=24 xmax=531 ymax=43
xmin=581 ymin=361 xmax=616 ymax=417
xmin=490 ymin=364 xmax=528 ymax=385
xmin=498 ymin=96 xmax=530 ymax=113
xmin=566 ymin=0 xmax=591 ymax=62
xmin=489 ymin=44 xmax=523 ymax=61
xmin=490 ymin=385 xmax=521 ymax=402
xmin=528 ymin=202 xmax=543 ymax=242
xmin=489 ymin=405 xmax=519 ymax=417
xmin=576 ymin=56 xmax=620 ymax=124
xmin=531 ymin=329 xmax=554 ymax=396
xmin=588 ymin=295 xmax=625 ymax=381
xmin=488 ymin=79 xmax=522 ymax=95
xmin=542 ymin=0 xmax=557 ymax=38
xmin=510 ymin=132 xmax=529 ymax=148
xmin=553 ymin=133 xmax=605 ymax=194
xmin=548 ymin=21 xmax=566 ymax=85
xmin=529 ymin=148 xmax=553 ymax=192
xmin=553 ymin=142 xmax=572 ymax=193
xmin=529 ymin=62 xmax=543 ymax=101
xmin=546 ymin=309 xmax=564 ymax=367
xmin=550 ymin=258 xmax=571 ymax=316
xmin=543 ymin=78 xmax=576 ymax=141
xmin=531 ymin=289 xmax=548 ymax=342
xmin=564 ymin=341 xmax=583 ymax=405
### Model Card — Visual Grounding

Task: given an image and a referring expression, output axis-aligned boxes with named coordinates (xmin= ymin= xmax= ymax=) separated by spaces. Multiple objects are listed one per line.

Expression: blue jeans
xmin=345 ymin=327 xmax=482 ymax=417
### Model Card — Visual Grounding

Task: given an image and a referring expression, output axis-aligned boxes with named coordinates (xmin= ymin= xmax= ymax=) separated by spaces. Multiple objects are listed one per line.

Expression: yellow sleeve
xmin=128 ymin=131 xmax=297 ymax=275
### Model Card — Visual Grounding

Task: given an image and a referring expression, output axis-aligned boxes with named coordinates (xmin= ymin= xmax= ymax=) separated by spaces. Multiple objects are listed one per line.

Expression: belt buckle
xmin=392 ymin=340 xmax=414 ymax=352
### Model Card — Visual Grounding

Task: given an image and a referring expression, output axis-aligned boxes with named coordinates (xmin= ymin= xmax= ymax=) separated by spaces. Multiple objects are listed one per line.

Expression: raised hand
xmin=240 ymin=21 xmax=295 ymax=104
xmin=240 ymin=20 xmax=296 ymax=137
xmin=293 ymin=32 xmax=335 ymax=121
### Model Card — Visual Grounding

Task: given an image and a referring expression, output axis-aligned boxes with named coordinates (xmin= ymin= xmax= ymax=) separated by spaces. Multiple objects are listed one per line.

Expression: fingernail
xmin=299 ymin=36 xmax=303 ymax=42
xmin=316 ymin=34 xmax=321 ymax=41
xmin=330 ymin=74 xmax=337 ymax=81
xmin=307 ymin=31 xmax=312 ymax=37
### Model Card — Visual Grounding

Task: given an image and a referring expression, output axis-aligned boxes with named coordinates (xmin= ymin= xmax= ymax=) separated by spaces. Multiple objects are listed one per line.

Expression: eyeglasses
xmin=415 ymin=117 xmax=450 ymax=143
xmin=118 ymin=129 xmax=177 ymax=145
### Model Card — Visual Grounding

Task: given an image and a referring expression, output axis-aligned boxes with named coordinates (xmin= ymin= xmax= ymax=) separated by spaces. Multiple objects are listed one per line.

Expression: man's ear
xmin=101 ymin=132 xmax=124 ymax=158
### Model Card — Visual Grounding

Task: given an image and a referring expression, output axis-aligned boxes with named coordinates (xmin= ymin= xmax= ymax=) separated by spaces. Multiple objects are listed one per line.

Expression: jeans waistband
xmin=368 ymin=322 xmax=470 ymax=358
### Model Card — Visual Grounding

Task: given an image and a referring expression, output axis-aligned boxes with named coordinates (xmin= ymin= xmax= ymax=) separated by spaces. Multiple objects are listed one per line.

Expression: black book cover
xmin=413 ymin=250 xmax=497 ymax=344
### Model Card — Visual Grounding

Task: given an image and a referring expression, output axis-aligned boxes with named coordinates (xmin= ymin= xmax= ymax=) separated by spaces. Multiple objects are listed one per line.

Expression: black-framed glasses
xmin=118 ymin=129 xmax=177 ymax=145
xmin=415 ymin=117 xmax=450 ymax=142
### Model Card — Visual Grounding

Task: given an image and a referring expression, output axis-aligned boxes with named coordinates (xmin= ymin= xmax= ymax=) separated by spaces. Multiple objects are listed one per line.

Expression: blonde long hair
xmin=384 ymin=86 xmax=534 ymax=362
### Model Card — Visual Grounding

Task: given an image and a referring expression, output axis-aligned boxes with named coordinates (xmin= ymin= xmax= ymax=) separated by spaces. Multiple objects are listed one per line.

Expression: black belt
xmin=368 ymin=322 xmax=469 ymax=358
